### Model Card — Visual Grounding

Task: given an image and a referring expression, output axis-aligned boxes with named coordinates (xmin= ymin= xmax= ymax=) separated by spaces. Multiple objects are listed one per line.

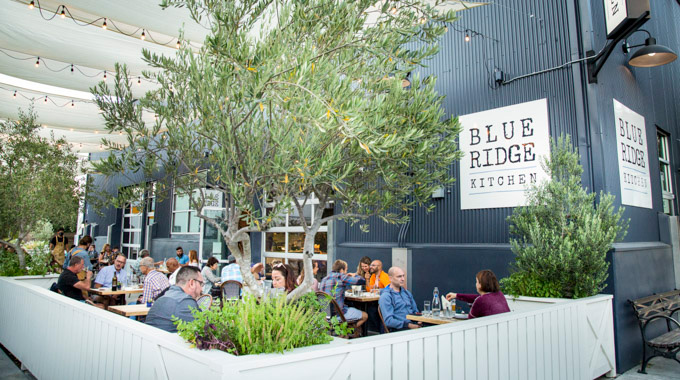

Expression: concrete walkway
xmin=605 ymin=357 xmax=680 ymax=379
xmin=0 ymin=346 xmax=35 ymax=380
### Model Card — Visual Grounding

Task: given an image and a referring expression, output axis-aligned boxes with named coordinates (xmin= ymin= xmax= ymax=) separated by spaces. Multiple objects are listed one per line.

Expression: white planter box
xmin=0 ymin=277 xmax=616 ymax=379
xmin=6 ymin=274 xmax=59 ymax=289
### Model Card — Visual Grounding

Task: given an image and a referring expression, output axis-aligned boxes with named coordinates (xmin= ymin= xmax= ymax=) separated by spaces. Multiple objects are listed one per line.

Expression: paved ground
xmin=601 ymin=357 xmax=680 ymax=379
xmin=0 ymin=346 xmax=35 ymax=380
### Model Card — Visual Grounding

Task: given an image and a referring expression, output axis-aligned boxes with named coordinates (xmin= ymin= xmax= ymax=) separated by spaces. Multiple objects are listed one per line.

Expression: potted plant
xmin=501 ymin=136 xmax=629 ymax=301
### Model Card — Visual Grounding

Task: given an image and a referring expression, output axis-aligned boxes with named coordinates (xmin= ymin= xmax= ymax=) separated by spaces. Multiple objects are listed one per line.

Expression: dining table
xmin=108 ymin=304 xmax=150 ymax=317
xmin=89 ymin=286 xmax=144 ymax=310
xmin=406 ymin=312 xmax=466 ymax=325
xmin=344 ymin=291 xmax=381 ymax=336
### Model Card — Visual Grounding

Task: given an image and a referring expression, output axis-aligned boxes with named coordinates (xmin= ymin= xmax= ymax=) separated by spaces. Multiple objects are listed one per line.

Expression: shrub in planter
xmin=0 ymin=243 xmax=51 ymax=276
xmin=175 ymin=292 xmax=350 ymax=355
xmin=501 ymin=136 xmax=629 ymax=299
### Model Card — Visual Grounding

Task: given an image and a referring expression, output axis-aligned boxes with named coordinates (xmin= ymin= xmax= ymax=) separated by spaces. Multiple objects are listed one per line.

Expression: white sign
xmin=458 ymin=99 xmax=551 ymax=210
xmin=604 ymin=0 xmax=628 ymax=36
xmin=613 ymin=99 xmax=652 ymax=209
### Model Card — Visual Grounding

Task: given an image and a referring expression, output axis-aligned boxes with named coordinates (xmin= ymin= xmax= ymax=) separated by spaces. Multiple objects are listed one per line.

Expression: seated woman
xmin=188 ymin=249 xmax=200 ymax=267
xmin=201 ymin=257 xmax=221 ymax=295
xmin=445 ymin=269 xmax=510 ymax=319
xmin=296 ymin=261 xmax=319 ymax=291
xmin=272 ymin=263 xmax=297 ymax=293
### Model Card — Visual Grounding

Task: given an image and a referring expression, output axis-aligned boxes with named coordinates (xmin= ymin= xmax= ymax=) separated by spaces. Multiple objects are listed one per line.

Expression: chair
xmin=220 ymin=280 xmax=242 ymax=301
xmin=197 ymin=294 xmax=213 ymax=311
xmin=377 ymin=304 xmax=390 ymax=333
xmin=315 ymin=291 xmax=359 ymax=338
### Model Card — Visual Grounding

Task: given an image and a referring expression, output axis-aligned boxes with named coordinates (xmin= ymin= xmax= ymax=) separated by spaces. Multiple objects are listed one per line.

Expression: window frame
xmin=657 ymin=129 xmax=675 ymax=216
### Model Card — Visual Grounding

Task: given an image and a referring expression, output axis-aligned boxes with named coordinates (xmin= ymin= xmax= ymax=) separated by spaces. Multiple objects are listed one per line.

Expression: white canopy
xmin=0 ymin=0 xmax=484 ymax=153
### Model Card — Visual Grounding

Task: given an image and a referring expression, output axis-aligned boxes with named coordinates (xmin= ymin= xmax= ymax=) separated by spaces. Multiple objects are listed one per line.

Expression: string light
xmin=141 ymin=30 xmax=146 ymax=40
xmin=28 ymin=1 xmax=34 ymax=9
xmin=71 ymin=100 xmax=75 ymax=107
xmin=176 ymin=40 xmax=180 ymax=49
xmin=60 ymin=7 xmax=65 ymax=19
xmin=137 ymin=77 xmax=141 ymax=85
xmin=70 ymin=64 xmax=74 ymax=73
xmin=44 ymin=96 xmax=48 ymax=103
xmin=390 ymin=7 xmax=398 ymax=15
xmin=465 ymin=30 xmax=470 ymax=42
xmin=102 ymin=18 xmax=107 ymax=30
xmin=69 ymin=128 xmax=74 ymax=131
xmin=103 ymin=71 xmax=107 ymax=81
xmin=13 ymin=90 xmax=17 ymax=98
xmin=35 ymin=57 xmax=40 ymax=67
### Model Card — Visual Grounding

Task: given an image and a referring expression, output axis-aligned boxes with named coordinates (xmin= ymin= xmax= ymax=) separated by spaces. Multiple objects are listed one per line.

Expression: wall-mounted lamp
xmin=622 ymin=30 xmax=677 ymax=67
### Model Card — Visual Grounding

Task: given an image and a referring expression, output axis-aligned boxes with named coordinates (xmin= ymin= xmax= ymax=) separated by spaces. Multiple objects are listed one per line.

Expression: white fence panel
xmin=0 ymin=277 xmax=616 ymax=380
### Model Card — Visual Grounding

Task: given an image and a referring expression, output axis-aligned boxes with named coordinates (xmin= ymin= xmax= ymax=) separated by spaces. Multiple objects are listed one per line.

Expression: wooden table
xmin=89 ymin=287 xmax=144 ymax=296
xmin=344 ymin=292 xmax=380 ymax=302
xmin=108 ymin=304 xmax=150 ymax=317
xmin=407 ymin=313 xmax=465 ymax=325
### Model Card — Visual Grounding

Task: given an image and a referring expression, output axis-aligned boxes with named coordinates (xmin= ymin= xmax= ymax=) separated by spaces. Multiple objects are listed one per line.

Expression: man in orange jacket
xmin=367 ymin=260 xmax=390 ymax=292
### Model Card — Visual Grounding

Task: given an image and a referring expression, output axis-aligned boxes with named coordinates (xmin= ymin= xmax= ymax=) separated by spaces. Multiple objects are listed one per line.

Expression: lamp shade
xmin=628 ymin=38 xmax=678 ymax=67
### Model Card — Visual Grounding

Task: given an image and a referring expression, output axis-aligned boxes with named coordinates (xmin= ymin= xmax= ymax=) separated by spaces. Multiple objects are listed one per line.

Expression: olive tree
xmin=92 ymin=0 xmax=462 ymax=299
xmin=0 ymin=107 xmax=81 ymax=269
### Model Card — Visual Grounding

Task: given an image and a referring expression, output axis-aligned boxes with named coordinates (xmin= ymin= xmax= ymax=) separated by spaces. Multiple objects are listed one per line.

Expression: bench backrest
xmin=629 ymin=290 xmax=680 ymax=323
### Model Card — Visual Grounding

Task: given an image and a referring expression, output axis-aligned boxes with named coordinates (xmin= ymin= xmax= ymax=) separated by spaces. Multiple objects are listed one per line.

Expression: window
xmin=262 ymin=195 xmax=332 ymax=280
xmin=121 ymin=186 xmax=144 ymax=259
xmin=658 ymin=130 xmax=675 ymax=215
xmin=171 ymin=174 xmax=209 ymax=234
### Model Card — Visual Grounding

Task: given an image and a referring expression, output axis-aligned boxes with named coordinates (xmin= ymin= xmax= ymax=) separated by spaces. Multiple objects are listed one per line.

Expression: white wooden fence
xmin=0 ymin=277 xmax=616 ymax=379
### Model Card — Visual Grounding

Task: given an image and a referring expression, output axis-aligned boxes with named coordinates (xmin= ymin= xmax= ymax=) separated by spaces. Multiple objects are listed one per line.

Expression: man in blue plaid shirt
xmin=320 ymin=259 xmax=368 ymax=329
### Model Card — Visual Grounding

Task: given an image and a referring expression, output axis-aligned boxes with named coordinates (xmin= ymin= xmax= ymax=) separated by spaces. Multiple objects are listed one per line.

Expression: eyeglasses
xmin=193 ymin=278 xmax=204 ymax=287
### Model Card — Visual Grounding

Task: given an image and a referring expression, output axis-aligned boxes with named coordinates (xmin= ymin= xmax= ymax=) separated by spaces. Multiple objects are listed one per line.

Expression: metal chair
xmin=197 ymin=294 xmax=213 ymax=311
xmin=220 ymin=280 xmax=242 ymax=301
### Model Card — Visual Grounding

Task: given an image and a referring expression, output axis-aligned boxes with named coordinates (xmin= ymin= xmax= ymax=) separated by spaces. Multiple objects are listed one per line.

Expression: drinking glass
xmin=423 ymin=301 xmax=431 ymax=315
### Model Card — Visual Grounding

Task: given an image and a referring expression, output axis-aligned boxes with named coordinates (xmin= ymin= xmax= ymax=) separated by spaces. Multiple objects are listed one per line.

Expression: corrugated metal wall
xmin=345 ymin=0 xmax=581 ymax=244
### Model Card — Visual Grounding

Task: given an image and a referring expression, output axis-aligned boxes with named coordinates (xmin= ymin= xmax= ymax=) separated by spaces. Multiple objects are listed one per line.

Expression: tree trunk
xmin=287 ymin=226 xmax=317 ymax=301
xmin=226 ymin=235 xmax=263 ymax=298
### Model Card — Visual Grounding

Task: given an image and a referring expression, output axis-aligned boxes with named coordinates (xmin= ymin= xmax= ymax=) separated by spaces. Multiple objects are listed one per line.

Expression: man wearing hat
xmin=220 ymin=255 xmax=242 ymax=282
xmin=220 ymin=255 xmax=265 ymax=283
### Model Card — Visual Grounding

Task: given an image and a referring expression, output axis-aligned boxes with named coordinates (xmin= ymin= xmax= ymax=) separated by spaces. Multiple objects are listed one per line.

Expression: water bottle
xmin=432 ymin=287 xmax=441 ymax=315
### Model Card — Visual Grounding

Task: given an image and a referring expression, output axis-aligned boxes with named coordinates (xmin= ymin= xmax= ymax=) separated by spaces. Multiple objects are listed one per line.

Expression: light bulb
xmin=69 ymin=128 xmax=74 ymax=131
xmin=141 ymin=30 xmax=146 ymax=40
xmin=419 ymin=17 xmax=426 ymax=24
xmin=176 ymin=40 xmax=180 ymax=49
xmin=138 ymin=77 xmax=141 ymax=85
xmin=60 ymin=7 xmax=65 ymax=19
xmin=465 ymin=31 xmax=470 ymax=42
xmin=390 ymin=7 xmax=397 ymax=15
xmin=29 ymin=1 xmax=34 ymax=9
xmin=35 ymin=58 xmax=40 ymax=67
xmin=71 ymin=100 xmax=75 ymax=107
xmin=102 ymin=18 xmax=107 ymax=29
xmin=103 ymin=71 xmax=107 ymax=80
xmin=71 ymin=64 xmax=74 ymax=73
xmin=94 ymin=130 xmax=99 ymax=134
xmin=13 ymin=91 xmax=17 ymax=98
xmin=79 ymin=143 xmax=83 ymax=148
xmin=44 ymin=96 xmax=48 ymax=103
xmin=648 ymin=52 xmax=657 ymax=57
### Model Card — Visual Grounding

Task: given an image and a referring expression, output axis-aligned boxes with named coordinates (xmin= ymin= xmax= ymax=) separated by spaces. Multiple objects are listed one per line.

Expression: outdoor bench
xmin=629 ymin=289 xmax=680 ymax=373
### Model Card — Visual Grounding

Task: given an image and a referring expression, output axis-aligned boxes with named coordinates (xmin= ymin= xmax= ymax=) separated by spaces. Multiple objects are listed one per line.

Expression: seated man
xmin=57 ymin=256 xmax=103 ymax=308
xmin=139 ymin=257 xmax=170 ymax=303
xmin=94 ymin=254 xmax=129 ymax=307
xmin=379 ymin=266 xmax=422 ymax=331
xmin=167 ymin=258 xmax=180 ymax=285
xmin=146 ymin=266 xmax=203 ymax=333
xmin=367 ymin=260 xmax=390 ymax=292
xmin=319 ymin=259 xmax=368 ymax=331
xmin=220 ymin=255 xmax=264 ymax=283
xmin=221 ymin=255 xmax=242 ymax=282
